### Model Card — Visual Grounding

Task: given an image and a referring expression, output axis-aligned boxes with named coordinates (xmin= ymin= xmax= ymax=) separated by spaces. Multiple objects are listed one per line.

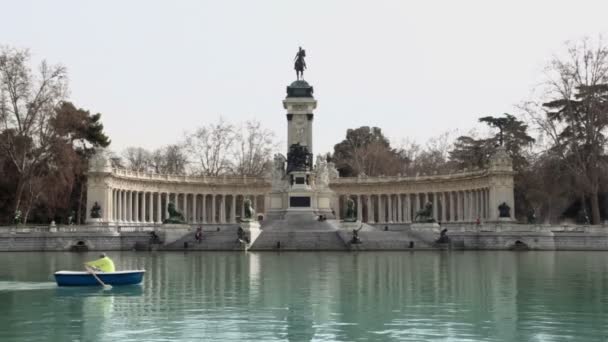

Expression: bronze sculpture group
xmin=294 ymin=47 xmax=306 ymax=80
xmin=414 ymin=202 xmax=435 ymax=223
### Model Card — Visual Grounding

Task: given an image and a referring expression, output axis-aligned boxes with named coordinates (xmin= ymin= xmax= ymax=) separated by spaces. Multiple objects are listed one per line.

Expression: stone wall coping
xmin=102 ymin=168 xmax=271 ymax=186
xmin=332 ymin=169 xmax=491 ymax=185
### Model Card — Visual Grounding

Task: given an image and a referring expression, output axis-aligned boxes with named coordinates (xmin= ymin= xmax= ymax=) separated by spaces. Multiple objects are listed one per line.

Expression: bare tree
xmin=149 ymin=144 xmax=187 ymax=174
xmin=523 ymin=37 xmax=608 ymax=223
xmin=0 ymin=47 xmax=67 ymax=220
xmin=184 ymin=118 xmax=236 ymax=176
xmin=122 ymin=147 xmax=152 ymax=172
xmin=231 ymin=120 xmax=277 ymax=177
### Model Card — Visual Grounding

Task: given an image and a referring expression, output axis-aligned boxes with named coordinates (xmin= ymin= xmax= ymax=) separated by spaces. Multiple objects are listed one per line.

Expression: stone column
xmin=387 ymin=195 xmax=393 ymax=223
xmin=241 ymin=195 xmax=246 ymax=219
xmin=455 ymin=191 xmax=460 ymax=222
xmin=122 ymin=190 xmax=126 ymax=222
xmin=473 ymin=190 xmax=478 ymax=220
xmin=440 ymin=192 xmax=446 ymax=223
xmin=123 ymin=190 xmax=127 ymax=222
xmin=378 ymin=195 xmax=384 ymax=223
xmin=231 ymin=195 xmax=236 ymax=223
xmin=413 ymin=193 xmax=419 ymax=216
xmin=163 ymin=192 xmax=168 ymax=218
xmin=176 ymin=193 xmax=185 ymax=222
xmin=116 ymin=190 xmax=121 ymax=222
xmin=133 ymin=191 xmax=138 ymax=223
xmin=432 ymin=193 xmax=439 ymax=221
xmin=468 ymin=190 xmax=473 ymax=221
xmin=111 ymin=190 xmax=116 ymax=221
xmin=366 ymin=195 xmax=373 ymax=223
xmin=397 ymin=194 xmax=402 ymax=223
xmin=202 ymin=194 xmax=207 ymax=223
xmin=140 ymin=192 xmax=145 ymax=223
xmin=357 ymin=195 xmax=363 ymax=222
xmin=156 ymin=193 xmax=161 ymax=223
xmin=129 ymin=191 xmax=134 ymax=222
xmin=192 ymin=194 xmax=197 ymax=224
xmin=449 ymin=192 xmax=454 ymax=222
xmin=211 ymin=194 xmax=217 ymax=224
xmin=116 ymin=190 xmax=120 ymax=222
xmin=220 ymin=194 xmax=226 ymax=223
xmin=335 ymin=195 xmax=341 ymax=220
xmin=404 ymin=194 xmax=410 ymax=223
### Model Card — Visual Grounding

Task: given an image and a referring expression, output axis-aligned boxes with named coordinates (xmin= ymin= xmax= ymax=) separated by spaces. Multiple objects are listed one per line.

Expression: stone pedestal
xmin=161 ymin=224 xmax=191 ymax=245
xmin=338 ymin=221 xmax=362 ymax=230
xmin=86 ymin=218 xmax=104 ymax=225
xmin=410 ymin=222 xmax=441 ymax=233
xmin=240 ymin=220 xmax=262 ymax=247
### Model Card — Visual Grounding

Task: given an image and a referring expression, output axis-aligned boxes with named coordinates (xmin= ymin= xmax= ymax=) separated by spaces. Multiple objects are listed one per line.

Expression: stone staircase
xmin=249 ymin=231 xmax=348 ymax=250
xmin=336 ymin=229 xmax=438 ymax=250
xmin=161 ymin=225 xmax=247 ymax=251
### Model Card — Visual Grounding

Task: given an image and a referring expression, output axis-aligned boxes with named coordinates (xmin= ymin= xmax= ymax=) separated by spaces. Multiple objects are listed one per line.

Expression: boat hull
xmin=54 ymin=270 xmax=145 ymax=286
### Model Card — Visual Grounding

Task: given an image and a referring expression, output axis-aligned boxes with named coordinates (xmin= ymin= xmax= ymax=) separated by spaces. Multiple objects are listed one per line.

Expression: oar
xmin=85 ymin=265 xmax=112 ymax=290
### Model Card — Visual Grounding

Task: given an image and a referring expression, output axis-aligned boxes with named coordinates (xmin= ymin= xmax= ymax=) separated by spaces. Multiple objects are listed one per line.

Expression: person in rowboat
xmin=85 ymin=253 xmax=115 ymax=273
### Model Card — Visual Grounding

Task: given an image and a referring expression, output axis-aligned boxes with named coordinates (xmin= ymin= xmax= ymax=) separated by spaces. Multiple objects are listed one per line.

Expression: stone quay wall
xmin=1 ymin=223 xmax=608 ymax=252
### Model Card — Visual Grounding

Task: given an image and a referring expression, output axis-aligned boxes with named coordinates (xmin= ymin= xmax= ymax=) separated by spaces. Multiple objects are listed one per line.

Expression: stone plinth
xmin=240 ymin=220 xmax=262 ymax=247
xmin=161 ymin=224 xmax=191 ymax=245
xmin=86 ymin=218 xmax=104 ymax=225
xmin=338 ymin=221 xmax=362 ymax=230
xmin=411 ymin=222 xmax=441 ymax=233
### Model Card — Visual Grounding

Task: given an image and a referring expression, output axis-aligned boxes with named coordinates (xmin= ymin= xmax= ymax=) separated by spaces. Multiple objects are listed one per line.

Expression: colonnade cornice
xmin=109 ymin=168 xmax=270 ymax=185
xmin=332 ymin=170 xmax=489 ymax=185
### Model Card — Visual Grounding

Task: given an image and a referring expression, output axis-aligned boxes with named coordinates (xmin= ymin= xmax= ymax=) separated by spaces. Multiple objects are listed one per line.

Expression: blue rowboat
xmin=54 ymin=270 xmax=145 ymax=287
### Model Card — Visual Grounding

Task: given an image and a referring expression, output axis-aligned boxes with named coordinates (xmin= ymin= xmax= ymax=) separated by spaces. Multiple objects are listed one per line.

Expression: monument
xmin=266 ymin=47 xmax=337 ymax=221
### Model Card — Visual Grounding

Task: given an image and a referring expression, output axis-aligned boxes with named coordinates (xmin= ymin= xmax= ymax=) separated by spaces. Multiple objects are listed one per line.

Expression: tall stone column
xmin=404 ymin=194 xmax=410 ymax=223
xmin=366 ymin=195 xmax=373 ymax=223
xmin=468 ymin=190 xmax=473 ymax=220
xmin=378 ymin=195 xmax=384 ymax=223
xmin=219 ymin=194 xmax=225 ymax=223
xmin=413 ymin=193 xmax=419 ymax=216
xmin=432 ymin=193 xmax=439 ymax=221
xmin=122 ymin=190 xmax=127 ymax=222
xmin=182 ymin=193 xmax=187 ymax=222
xmin=133 ymin=191 xmax=138 ymax=223
xmin=241 ymin=195 xmax=246 ymax=219
xmin=387 ymin=195 xmax=393 ymax=223
xmin=446 ymin=191 xmax=454 ymax=222
xmin=474 ymin=190 xmax=479 ymax=220
xmin=141 ymin=192 xmax=147 ymax=223
xmin=192 ymin=194 xmax=197 ymax=223
xmin=440 ymin=193 xmax=446 ymax=223
xmin=231 ymin=195 xmax=236 ymax=223
xmin=123 ymin=190 xmax=128 ymax=222
xmin=158 ymin=193 xmax=162 ymax=222
xmin=116 ymin=190 xmax=121 ymax=222
xmin=130 ymin=191 xmax=135 ymax=222
xmin=357 ymin=195 xmax=363 ymax=222
xmin=397 ymin=194 xmax=402 ymax=223
xmin=111 ymin=190 xmax=116 ymax=221
xmin=201 ymin=194 xmax=207 ymax=223
xmin=155 ymin=193 xmax=160 ymax=223
xmin=211 ymin=194 xmax=217 ymax=224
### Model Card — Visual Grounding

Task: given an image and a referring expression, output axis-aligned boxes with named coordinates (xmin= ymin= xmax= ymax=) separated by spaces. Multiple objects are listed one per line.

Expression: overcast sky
xmin=2 ymin=0 xmax=608 ymax=156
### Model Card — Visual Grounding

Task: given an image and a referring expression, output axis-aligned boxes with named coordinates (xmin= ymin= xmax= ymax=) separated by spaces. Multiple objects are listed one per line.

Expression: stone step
xmin=337 ymin=230 xmax=438 ymax=250
xmin=249 ymin=231 xmax=348 ymax=250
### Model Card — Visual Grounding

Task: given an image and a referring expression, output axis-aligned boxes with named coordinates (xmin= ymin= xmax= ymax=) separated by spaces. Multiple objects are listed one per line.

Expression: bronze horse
xmin=294 ymin=47 xmax=306 ymax=80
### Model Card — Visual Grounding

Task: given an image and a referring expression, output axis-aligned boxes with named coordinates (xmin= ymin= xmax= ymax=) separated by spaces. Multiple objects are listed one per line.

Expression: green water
xmin=0 ymin=251 xmax=607 ymax=341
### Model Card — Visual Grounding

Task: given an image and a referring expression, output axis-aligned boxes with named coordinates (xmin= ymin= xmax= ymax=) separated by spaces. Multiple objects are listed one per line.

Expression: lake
xmin=0 ymin=251 xmax=607 ymax=341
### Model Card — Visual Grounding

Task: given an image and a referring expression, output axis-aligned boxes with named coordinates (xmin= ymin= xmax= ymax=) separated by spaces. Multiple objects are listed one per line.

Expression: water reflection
xmin=0 ymin=251 xmax=607 ymax=341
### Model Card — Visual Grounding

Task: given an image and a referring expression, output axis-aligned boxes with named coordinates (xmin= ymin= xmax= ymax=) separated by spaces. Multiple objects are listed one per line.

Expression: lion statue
xmin=414 ymin=201 xmax=435 ymax=223
xmin=243 ymin=198 xmax=256 ymax=221
xmin=163 ymin=202 xmax=186 ymax=224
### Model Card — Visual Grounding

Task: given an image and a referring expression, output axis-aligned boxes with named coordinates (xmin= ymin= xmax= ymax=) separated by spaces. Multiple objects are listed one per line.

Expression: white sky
xmin=2 ymin=0 xmax=608 ymax=155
